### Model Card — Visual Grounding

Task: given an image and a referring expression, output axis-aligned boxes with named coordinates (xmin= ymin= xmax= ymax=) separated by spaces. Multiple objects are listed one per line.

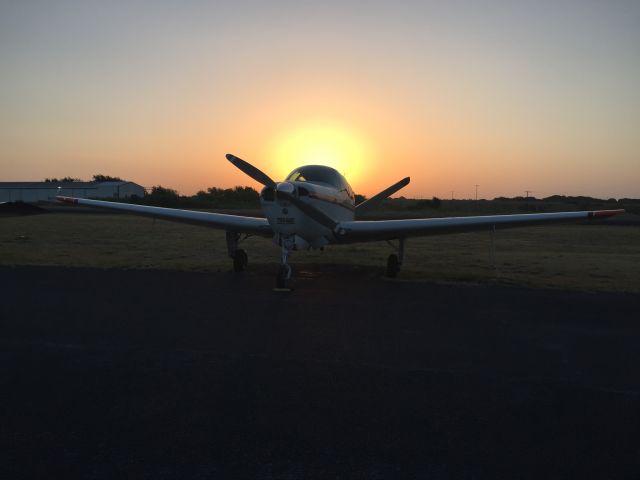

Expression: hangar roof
xmin=0 ymin=181 xmax=140 ymax=189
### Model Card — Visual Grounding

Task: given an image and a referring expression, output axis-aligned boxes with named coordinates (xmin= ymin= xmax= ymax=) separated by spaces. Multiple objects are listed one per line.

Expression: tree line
xmin=46 ymin=174 xmax=637 ymax=213
xmin=44 ymin=175 xmax=123 ymax=183
xmin=129 ymin=186 xmax=262 ymax=209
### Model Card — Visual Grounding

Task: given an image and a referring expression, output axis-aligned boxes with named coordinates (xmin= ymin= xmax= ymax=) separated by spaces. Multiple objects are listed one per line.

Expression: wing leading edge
xmin=336 ymin=209 xmax=624 ymax=242
xmin=56 ymin=196 xmax=272 ymax=235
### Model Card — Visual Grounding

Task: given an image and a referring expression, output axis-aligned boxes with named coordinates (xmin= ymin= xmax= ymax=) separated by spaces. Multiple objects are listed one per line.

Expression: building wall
xmin=119 ymin=183 xmax=145 ymax=198
xmin=0 ymin=188 xmax=97 ymax=202
xmin=94 ymin=183 xmax=144 ymax=199
xmin=57 ymin=188 xmax=97 ymax=199
xmin=0 ymin=183 xmax=145 ymax=202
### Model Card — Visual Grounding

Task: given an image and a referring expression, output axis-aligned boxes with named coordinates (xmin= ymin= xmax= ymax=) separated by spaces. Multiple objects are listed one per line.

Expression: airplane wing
xmin=336 ymin=209 xmax=625 ymax=242
xmin=56 ymin=196 xmax=272 ymax=235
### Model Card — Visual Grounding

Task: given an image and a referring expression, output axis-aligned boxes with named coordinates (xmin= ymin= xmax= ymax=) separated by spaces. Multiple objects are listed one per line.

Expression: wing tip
xmin=56 ymin=196 xmax=78 ymax=205
xmin=588 ymin=209 xmax=625 ymax=219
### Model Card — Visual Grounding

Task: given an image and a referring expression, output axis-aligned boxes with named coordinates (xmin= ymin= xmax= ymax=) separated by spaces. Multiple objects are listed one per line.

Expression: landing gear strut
xmin=386 ymin=238 xmax=405 ymax=278
xmin=226 ymin=231 xmax=248 ymax=272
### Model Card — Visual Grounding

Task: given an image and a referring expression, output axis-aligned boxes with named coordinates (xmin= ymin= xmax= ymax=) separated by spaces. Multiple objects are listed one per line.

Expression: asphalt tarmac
xmin=1 ymin=265 xmax=639 ymax=479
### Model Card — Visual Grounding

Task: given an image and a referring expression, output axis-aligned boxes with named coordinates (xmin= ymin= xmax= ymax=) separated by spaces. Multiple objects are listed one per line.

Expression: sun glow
xmin=267 ymin=121 xmax=373 ymax=184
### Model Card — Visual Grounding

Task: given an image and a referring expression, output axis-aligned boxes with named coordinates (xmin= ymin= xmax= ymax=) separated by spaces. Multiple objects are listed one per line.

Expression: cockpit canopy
xmin=286 ymin=165 xmax=353 ymax=197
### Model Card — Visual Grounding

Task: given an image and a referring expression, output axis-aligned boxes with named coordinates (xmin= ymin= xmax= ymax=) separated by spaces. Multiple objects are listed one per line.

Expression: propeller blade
xmin=226 ymin=153 xmax=276 ymax=188
xmin=355 ymin=176 xmax=410 ymax=217
xmin=277 ymin=191 xmax=338 ymax=231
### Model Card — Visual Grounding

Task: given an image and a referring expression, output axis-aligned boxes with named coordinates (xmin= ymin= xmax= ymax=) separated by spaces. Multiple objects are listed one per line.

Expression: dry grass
xmin=1 ymin=212 xmax=639 ymax=293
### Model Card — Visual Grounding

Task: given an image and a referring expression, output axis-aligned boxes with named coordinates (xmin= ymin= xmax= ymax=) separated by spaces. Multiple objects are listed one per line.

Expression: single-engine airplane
xmin=57 ymin=154 xmax=624 ymax=288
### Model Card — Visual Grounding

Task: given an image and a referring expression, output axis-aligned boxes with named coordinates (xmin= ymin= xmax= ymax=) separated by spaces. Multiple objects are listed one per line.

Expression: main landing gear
xmin=227 ymin=230 xmax=294 ymax=290
xmin=386 ymin=238 xmax=406 ymax=278
xmin=226 ymin=231 xmax=248 ymax=272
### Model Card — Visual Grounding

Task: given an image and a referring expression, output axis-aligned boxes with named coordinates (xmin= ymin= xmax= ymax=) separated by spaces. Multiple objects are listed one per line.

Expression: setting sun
xmin=0 ymin=2 xmax=637 ymax=200
xmin=267 ymin=121 xmax=374 ymax=185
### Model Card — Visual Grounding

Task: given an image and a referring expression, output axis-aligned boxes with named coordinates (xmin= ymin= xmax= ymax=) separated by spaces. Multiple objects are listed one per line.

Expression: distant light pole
xmin=525 ymin=190 xmax=533 ymax=199
xmin=451 ymin=190 xmax=454 ymax=201
xmin=475 ymin=184 xmax=479 ymax=201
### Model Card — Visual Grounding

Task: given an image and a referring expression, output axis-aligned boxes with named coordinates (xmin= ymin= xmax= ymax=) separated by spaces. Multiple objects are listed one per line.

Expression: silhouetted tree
xmin=146 ymin=186 xmax=179 ymax=207
xmin=44 ymin=177 xmax=83 ymax=182
xmin=93 ymin=174 xmax=123 ymax=182
xmin=354 ymin=194 xmax=367 ymax=205
xmin=194 ymin=186 xmax=259 ymax=206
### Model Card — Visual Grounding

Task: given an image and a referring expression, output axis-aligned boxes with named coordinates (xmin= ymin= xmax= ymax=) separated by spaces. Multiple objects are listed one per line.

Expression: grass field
xmin=1 ymin=212 xmax=639 ymax=293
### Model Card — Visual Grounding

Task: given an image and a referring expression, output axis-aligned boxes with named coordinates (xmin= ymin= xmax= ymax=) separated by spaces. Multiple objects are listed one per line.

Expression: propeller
xmin=226 ymin=153 xmax=276 ymax=188
xmin=276 ymin=190 xmax=338 ymax=230
xmin=355 ymin=176 xmax=410 ymax=217
xmin=226 ymin=153 xmax=339 ymax=232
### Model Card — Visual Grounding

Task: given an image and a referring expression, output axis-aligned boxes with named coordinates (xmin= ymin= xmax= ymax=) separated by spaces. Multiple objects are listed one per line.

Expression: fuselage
xmin=260 ymin=165 xmax=354 ymax=249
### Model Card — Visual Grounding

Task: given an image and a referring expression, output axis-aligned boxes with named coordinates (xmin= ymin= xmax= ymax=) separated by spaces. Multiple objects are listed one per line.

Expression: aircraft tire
xmin=386 ymin=254 xmax=400 ymax=278
xmin=233 ymin=249 xmax=248 ymax=272
xmin=276 ymin=264 xmax=291 ymax=289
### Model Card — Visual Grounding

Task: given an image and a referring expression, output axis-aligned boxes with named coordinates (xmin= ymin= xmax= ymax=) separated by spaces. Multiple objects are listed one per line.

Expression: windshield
xmin=286 ymin=166 xmax=340 ymax=188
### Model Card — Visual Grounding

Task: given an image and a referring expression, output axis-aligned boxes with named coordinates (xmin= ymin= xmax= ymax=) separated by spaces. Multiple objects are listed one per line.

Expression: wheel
xmin=233 ymin=249 xmax=248 ymax=272
xmin=386 ymin=254 xmax=400 ymax=278
xmin=276 ymin=264 xmax=291 ymax=289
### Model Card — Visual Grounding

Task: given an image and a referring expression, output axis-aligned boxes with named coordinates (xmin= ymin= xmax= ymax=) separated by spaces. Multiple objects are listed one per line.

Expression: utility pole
xmin=525 ymin=190 xmax=533 ymax=199
xmin=475 ymin=184 xmax=479 ymax=201
xmin=451 ymin=190 xmax=454 ymax=201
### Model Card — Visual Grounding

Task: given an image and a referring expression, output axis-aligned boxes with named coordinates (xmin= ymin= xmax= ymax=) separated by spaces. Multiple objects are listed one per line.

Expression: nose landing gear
xmin=276 ymin=263 xmax=292 ymax=289
xmin=275 ymin=236 xmax=295 ymax=291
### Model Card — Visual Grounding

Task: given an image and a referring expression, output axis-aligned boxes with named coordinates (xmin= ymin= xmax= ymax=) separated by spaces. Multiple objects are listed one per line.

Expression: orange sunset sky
xmin=1 ymin=1 xmax=639 ymax=199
